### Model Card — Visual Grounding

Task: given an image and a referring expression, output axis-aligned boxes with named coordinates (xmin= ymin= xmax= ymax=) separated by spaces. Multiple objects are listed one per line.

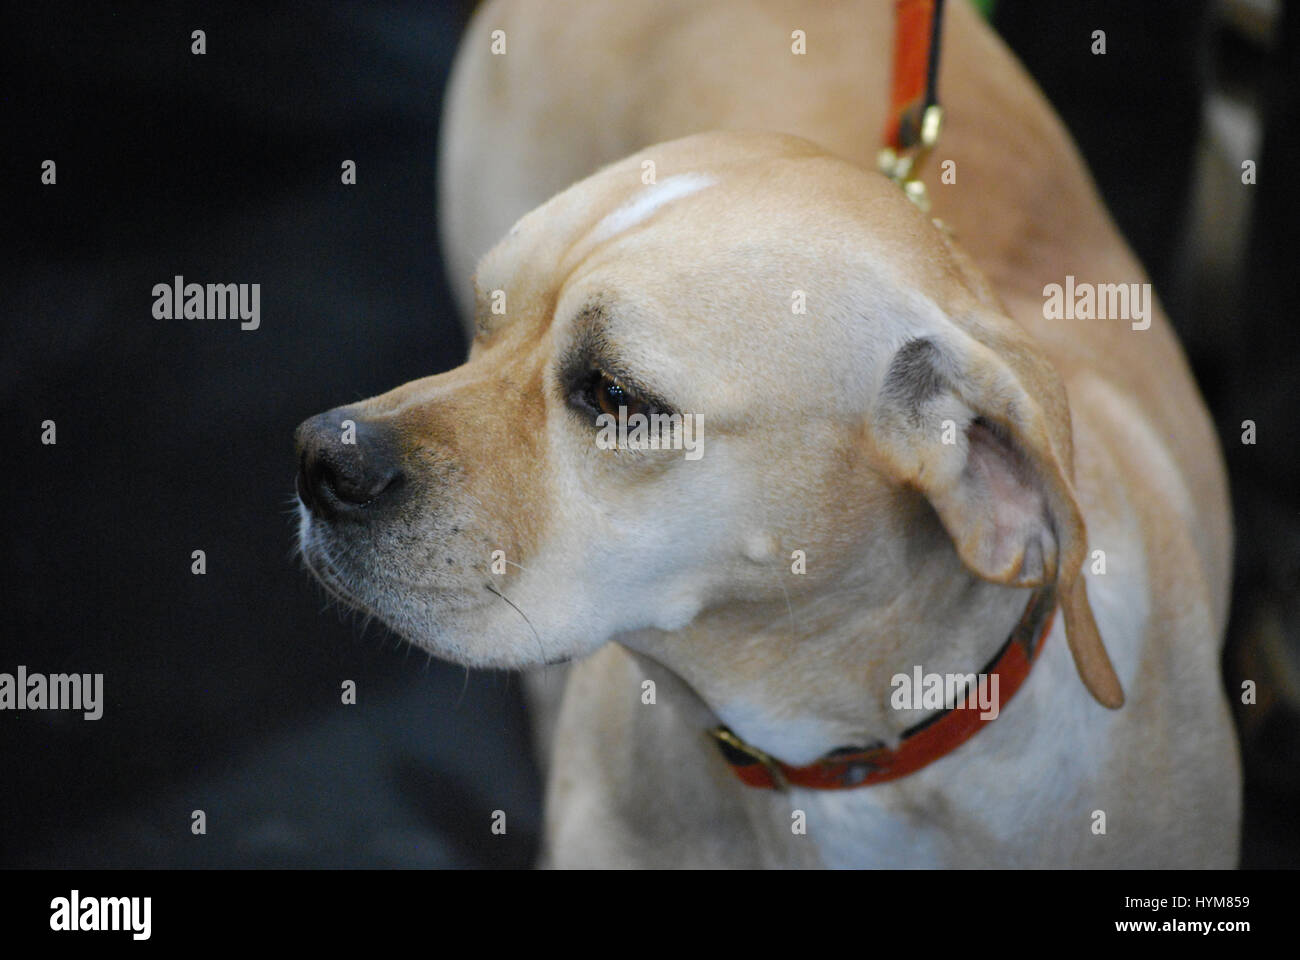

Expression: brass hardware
xmin=877 ymin=103 xmax=944 ymax=214
xmin=708 ymin=726 xmax=790 ymax=791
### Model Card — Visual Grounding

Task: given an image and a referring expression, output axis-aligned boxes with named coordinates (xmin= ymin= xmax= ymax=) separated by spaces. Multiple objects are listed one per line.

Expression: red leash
xmin=884 ymin=0 xmax=946 ymax=152
xmin=878 ymin=0 xmax=947 ymax=211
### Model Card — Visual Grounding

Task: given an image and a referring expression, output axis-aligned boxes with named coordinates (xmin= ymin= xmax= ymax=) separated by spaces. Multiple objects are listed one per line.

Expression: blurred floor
xmin=20 ymin=666 xmax=541 ymax=868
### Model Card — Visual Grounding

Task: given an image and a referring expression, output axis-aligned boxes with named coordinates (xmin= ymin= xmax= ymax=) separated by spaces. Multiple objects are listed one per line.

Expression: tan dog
xmin=296 ymin=0 xmax=1239 ymax=866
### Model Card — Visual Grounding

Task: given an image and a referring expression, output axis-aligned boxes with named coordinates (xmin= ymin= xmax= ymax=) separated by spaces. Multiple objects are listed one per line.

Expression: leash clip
xmin=877 ymin=103 xmax=943 ymax=213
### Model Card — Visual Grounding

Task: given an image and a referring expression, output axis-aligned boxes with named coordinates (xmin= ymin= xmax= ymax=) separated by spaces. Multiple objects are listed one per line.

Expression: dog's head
xmin=295 ymin=131 xmax=1121 ymax=708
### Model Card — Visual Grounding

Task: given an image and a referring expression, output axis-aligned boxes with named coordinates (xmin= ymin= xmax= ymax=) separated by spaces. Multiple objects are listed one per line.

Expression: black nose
xmin=294 ymin=409 xmax=404 ymax=519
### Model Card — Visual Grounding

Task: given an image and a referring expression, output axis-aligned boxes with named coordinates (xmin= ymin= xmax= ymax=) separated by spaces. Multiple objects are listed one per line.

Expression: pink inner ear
xmin=964 ymin=420 xmax=1051 ymax=583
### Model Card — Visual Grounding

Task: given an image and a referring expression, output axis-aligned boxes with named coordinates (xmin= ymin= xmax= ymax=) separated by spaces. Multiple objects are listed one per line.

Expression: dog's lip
xmin=298 ymin=536 xmax=373 ymax=613
xmin=299 ymin=533 xmax=488 ymax=620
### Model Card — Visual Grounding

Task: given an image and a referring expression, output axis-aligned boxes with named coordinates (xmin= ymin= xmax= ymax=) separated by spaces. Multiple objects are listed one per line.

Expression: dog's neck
xmin=620 ymin=517 xmax=1033 ymax=767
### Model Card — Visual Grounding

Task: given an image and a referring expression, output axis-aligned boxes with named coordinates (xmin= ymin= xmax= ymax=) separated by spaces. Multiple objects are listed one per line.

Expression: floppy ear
xmin=873 ymin=334 xmax=1124 ymax=708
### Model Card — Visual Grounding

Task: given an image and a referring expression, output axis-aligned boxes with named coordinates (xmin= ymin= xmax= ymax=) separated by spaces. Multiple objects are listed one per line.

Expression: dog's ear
xmin=873 ymin=332 xmax=1124 ymax=709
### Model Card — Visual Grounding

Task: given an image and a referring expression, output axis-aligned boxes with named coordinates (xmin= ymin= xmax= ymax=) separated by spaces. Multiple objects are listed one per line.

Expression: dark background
xmin=3 ymin=1 xmax=1297 ymax=868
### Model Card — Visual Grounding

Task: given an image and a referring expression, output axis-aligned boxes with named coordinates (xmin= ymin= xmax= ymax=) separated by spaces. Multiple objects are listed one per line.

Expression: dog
xmin=296 ymin=0 xmax=1240 ymax=867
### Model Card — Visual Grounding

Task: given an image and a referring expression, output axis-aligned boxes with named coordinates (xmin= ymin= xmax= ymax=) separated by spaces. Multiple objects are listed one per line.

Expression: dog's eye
xmin=578 ymin=371 xmax=655 ymax=420
xmin=595 ymin=376 xmax=633 ymax=417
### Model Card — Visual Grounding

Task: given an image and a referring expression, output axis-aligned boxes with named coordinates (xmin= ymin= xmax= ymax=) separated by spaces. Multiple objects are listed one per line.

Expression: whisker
xmin=777 ymin=574 xmax=798 ymax=633
xmin=454 ymin=663 xmax=472 ymax=710
xmin=484 ymin=580 xmax=548 ymax=665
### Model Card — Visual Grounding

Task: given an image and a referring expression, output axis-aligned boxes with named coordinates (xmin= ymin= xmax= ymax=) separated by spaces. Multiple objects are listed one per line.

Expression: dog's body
xmin=296 ymin=0 xmax=1239 ymax=867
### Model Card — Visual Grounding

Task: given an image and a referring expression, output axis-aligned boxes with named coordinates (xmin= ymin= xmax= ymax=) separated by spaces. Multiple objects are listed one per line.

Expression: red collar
xmin=710 ymin=589 xmax=1057 ymax=791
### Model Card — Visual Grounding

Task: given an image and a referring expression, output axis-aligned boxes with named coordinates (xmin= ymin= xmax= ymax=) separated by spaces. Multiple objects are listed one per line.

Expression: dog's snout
xmin=295 ymin=411 xmax=404 ymax=519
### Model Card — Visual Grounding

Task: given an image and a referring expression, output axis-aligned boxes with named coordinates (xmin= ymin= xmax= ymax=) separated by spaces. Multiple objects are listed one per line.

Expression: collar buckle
xmin=708 ymin=726 xmax=790 ymax=791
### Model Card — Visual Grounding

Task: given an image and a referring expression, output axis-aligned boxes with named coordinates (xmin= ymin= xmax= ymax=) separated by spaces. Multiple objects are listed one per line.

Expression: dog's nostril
xmin=323 ymin=463 xmax=402 ymax=507
xmin=295 ymin=411 xmax=405 ymax=519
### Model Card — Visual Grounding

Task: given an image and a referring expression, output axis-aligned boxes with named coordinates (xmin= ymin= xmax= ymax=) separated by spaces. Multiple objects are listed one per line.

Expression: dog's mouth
xmin=296 ymin=505 xmax=384 ymax=619
xmin=296 ymin=500 xmax=520 ymax=662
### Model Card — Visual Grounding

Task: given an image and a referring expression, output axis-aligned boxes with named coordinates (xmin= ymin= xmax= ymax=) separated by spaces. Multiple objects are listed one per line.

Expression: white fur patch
xmin=586 ymin=173 xmax=718 ymax=247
